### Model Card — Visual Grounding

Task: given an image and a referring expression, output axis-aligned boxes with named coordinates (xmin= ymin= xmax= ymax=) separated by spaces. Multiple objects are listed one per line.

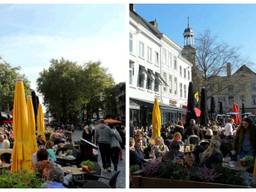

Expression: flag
xmin=194 ymin=91 xmax=200 ymax=103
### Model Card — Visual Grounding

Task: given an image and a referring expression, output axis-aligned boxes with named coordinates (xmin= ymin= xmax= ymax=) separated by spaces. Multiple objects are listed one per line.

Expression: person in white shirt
xmin=223 ymin=118 xmax=234 ymax=137
xmin=2 ymin=135 xmax=10 ymax=149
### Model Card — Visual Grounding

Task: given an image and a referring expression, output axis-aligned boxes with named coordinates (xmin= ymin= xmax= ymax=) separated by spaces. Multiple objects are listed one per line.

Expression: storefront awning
xmin=147 ymin=69 xmax=155 ymax=80
xmin=130 ymin=98 xmax=182 ymax=112
xmin=130 ymin=100 xmax=140 ymax=110
xmin=155 ymin=72 xmax=168 ymax=86
xmin=139 ymin=65 xmax=147 ymax=73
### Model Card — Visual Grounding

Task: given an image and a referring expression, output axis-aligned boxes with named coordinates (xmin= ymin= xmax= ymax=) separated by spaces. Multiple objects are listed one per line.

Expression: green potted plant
xmin=0 ymin=170 xmax=44 ymax=188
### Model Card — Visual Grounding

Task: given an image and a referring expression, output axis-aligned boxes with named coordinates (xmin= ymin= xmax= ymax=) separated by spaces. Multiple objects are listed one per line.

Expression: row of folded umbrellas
xmin=11 ymin=79 xmax=45 ymax=172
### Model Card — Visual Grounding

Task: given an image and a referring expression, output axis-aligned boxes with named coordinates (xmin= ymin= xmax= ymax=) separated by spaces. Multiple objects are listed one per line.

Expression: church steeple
xmin=183 ymin=16 xmax=194 ymax=47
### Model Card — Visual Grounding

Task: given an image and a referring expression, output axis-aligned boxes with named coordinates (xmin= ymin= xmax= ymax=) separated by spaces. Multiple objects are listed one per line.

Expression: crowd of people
xmin=0 ymin=118 xmax=125 ymax=188
xmin=130 ymin=117 xmax=256 ymax=171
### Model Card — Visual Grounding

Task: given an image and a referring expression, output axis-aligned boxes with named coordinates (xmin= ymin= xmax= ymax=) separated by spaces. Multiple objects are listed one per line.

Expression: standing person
xmin=234 ymin=118 xmax=256 ymax=159
xmin=223 ymin=118 xmax=234 ymax=138
xmin=110 ymin=125 xmax=122 ymax=171
xmin=95 ymin=119 xmax=114 ymax=172
xmin=80 ymin=123 xmax=95 ymax=161
xmin=185 ymin=119 xmax=200 ymax=139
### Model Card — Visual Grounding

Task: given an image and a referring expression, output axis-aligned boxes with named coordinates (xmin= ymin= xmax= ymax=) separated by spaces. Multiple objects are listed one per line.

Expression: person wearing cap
xmin=234 ymin=118 xmax=256 ymax=159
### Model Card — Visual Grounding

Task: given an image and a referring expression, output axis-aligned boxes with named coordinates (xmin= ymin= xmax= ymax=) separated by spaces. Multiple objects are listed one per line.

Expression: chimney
xmin=149 ymin=19 xmax=158 ymax=29
xmin=227 ymin=63 xmax=231 ymax=77
xmin=129 ymin=4 xmax=134 ymax=11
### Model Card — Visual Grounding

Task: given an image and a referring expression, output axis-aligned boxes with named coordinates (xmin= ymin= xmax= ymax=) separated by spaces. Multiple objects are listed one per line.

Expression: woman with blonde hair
xmin=199 ymin=139 xmax=223 ymax=168
xmin=152 ymin=136 xmax=169 ymax=159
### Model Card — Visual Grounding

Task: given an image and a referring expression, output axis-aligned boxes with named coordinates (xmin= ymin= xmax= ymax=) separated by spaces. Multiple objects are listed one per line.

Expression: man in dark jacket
xmin=95 ymin=119 xmax=114 ymax=172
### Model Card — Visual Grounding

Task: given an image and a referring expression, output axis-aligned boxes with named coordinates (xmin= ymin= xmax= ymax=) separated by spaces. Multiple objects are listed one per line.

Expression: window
xmin=179 ymin=66 xmax=182 ymax=77
xmin=146 ymin=77 xmax=153 ymax=90
xmin=188 ymin=70 xmax=190 ymax=80
xmin=129 ymin=61 xmax=134 ymax=85
xmin=138 ymin=66 xmax=146 ymax=88
xmin=174 ymin=77 xmax=177 ymax=95
xmin=180 ymin=83 xmax=183 ymax=97
xmin=174 ymin=57 xmax=177 ymax=70
xmin=155 ymin=51 xmax=159 ymax=66
xmin=163 ymin=72 xmax=167 ymax=92
xmin=169 ymin=75 xmax=173 ymax=94
xmin=252 ymin=95 xmax=256 ymax=105
xmin=129 ymin=33 xmax=133 ymax=53
xmin=184 ymin=84 xmax=187 ymax=98
xmin=147 ymin=47 xmax=152 ymax=63
xmin=168 ymin=52 xmax=172 ymax=68
xmin=251 ymin=82 xmax=256 ymax=91
xmin=139 ymin=41 xmax=144 ymax=59
xmin=162 ymin=48 xmax=167 ymax=65
xmin=155 ymin=75 xmax=160 ymax=92
xmin=184 ymin=68 xmax=186 ymax=78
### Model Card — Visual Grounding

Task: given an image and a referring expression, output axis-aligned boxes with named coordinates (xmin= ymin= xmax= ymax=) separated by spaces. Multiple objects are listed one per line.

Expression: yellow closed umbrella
xmin=27 ymin=96 xmax=38 ymax=155
xmin=37 ymin=104 xmax=45 ymax=141
xmin=11 ymin=79 xmax=33 ymax=172
xmin=152 ymin=98 xmax=161 ymax=138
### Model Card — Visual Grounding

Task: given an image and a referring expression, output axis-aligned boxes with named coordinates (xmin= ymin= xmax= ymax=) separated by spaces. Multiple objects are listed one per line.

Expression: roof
xmin=184 ymin=27 xmax=193 ymax=33
xmin=130 ymin=9 xmax=162 ymax=39
xmin=233 ymin=65 xmax=256 ymax=76
xmin=208 ymin=65 xmax=256 ymax=80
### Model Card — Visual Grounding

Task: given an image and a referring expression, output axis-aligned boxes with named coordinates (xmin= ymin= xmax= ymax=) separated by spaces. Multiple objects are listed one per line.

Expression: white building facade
xmin=129 ymin=6 xmax=193 ymax=127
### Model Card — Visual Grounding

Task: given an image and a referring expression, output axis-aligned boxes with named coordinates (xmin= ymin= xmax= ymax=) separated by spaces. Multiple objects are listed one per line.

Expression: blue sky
xmin=0 ymin=4 xmax=125 ymax=92
xmin=135 ymin=4 xmax=256 ymax=71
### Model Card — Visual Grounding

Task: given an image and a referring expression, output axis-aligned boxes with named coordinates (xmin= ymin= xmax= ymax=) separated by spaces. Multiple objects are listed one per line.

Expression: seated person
xmin=163 ymin=140 xmax=184 ymax=161
xmin=199 ymin=139 xmax=223 ymax=168
xmin=2 ymin=135 xmax=10 ymax=149
xmin=38 ymin=160 xmax=65 ymax=188
xmin=129 ymin=137 xmax=146 ymax=167
xmin=33 ymin=147 xmax=49 ymax=169
xmin=205 ymin=128 xmax=213 ymax=140
xmin=46 ymin=141 xmax=57 ymax=162
xmin=37 ymin=135 xmax=46 ymax=146
xmin=171 ymin=132 xmax=184 ymax=147
xmin=151 ymin=137 xmax=169 ymax=159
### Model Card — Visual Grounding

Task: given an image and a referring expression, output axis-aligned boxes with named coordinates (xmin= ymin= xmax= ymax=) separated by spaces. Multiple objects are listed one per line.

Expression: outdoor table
xmin=56 ymin=156 xmax=77 ymax=166
xmin=62 ymin=166 xmax=100 ymax=181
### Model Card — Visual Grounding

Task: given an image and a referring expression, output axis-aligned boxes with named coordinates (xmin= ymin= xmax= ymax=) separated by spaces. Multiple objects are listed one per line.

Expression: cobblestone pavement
xmin=72 ymin=130 xmax=126 ymax=188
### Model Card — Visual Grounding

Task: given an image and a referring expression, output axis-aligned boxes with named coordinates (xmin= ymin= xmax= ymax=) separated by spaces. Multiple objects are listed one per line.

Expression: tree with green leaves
xmin=0 ymin=57 xmax=30 ymax=112
xmin=37 ymin=58 xmax=115 ymax=125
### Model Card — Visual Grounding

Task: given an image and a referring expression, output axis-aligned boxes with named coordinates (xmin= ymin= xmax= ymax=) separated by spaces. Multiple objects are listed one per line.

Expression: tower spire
xmin=187 ymin=16 xmax=190 ymax=28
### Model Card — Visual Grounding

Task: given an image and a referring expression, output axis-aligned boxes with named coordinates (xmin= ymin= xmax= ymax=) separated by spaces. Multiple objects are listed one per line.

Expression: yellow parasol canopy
xmin=37 ymin=104 xmax=45 ymax=141
xmin=152 ymin=98 xmax=161 ymax=138
xmin=27 ymin=96 xmax=38 ymax=154
xmin=11 ymin=80 xmax=33 ymax=172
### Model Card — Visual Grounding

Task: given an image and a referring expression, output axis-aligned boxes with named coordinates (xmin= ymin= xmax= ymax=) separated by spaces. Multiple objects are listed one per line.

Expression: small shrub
xmin=0 ymin=170 xmax=44 ymax=188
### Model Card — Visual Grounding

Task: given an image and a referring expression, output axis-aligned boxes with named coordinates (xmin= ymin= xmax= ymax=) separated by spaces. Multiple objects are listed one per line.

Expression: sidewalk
xmin=72 ymin=130 xmax=126 ymax=188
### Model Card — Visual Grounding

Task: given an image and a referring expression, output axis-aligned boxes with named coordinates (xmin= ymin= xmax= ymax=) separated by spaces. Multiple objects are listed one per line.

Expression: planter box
xmin=131 ymin=175 xmax=249 ymax=188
